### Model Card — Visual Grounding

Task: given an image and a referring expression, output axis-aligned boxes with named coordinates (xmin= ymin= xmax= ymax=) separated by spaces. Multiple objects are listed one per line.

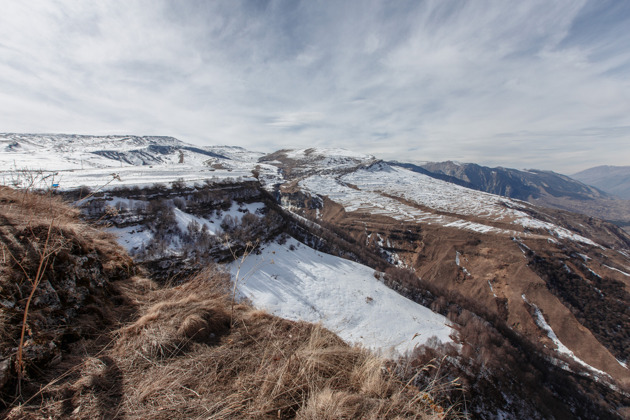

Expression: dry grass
xmin=3 ymin=270 xmax=454 ymax=419
xmin=0 ymin=186 xmax=133 ymax=402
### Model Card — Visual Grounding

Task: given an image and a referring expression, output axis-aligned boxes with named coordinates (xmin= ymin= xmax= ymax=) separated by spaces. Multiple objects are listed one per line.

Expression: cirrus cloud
xmin=0 ymin=0 xmax=629 ymax=173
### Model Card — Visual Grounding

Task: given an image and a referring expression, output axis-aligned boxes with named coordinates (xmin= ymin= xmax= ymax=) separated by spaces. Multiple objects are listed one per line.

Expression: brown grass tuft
xmin=116 ymin=293 xmax=231 ymax=360
xmin=3 ymin=265 xmax=453 ymax=419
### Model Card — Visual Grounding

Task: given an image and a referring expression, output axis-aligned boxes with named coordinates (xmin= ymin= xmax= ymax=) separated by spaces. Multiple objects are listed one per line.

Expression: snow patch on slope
xmin=230 ymin=238 xmax=454 ymax=355
xmin=298 ymin=164 xmax=599 ymax=246
xmin=603 ymin=265 xmax=630 ymax=277
xmin=522 ymin=294 xmax=607 ymax=377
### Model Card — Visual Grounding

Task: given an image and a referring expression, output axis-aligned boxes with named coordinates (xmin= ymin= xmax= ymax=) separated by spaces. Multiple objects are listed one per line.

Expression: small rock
xmin=0 ymin=358 xmax=11 ymax=389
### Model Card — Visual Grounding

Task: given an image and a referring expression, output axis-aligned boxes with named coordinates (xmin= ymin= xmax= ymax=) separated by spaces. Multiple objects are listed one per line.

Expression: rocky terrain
xmin=0 ymin=186 xmax=452 ymax=419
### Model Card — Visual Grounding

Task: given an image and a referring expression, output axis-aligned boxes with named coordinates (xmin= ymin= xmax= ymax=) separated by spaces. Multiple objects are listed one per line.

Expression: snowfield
xmin=230 ymin=238 xmax=455 ymax=356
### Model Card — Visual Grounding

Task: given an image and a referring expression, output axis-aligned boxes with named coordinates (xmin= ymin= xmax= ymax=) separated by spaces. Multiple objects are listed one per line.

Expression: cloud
xmin=0 ymin=0 xmax=629 ymax=173
xmin=268 ymin=112 xmax=324 ymax=129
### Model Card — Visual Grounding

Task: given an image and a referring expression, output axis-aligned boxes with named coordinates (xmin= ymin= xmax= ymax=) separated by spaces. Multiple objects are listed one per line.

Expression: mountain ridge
xmin=392 ymin=160 xmax=630 ymax=232
xmin=572 ymin=165 xmax=630 ymax=199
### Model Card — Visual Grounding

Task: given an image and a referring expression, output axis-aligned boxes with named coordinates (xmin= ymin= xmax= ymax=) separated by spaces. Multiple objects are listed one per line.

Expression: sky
xmin=1 ymin=0 xmax=629 ymax=174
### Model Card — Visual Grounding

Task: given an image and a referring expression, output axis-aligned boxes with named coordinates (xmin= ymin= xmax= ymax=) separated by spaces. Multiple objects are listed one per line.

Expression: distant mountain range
xmin=572 ymin=165 xmax=630 ymax=199
xmin=392 ymin=160 xmax=630 ymax=231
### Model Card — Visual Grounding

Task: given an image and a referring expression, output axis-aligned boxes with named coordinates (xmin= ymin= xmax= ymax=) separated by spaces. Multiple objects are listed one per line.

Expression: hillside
xmin=395 ymin=160 xmax=630 ymax=232
xmin=265 ymin=148 xmax=630 ymax=418
xmin=1 ymin=134 xmax=630 ymax=418
xmin=572 ymin=165 xmax=630 ymax=200
xmin=0 ymin=186 xmax=453 ymax=419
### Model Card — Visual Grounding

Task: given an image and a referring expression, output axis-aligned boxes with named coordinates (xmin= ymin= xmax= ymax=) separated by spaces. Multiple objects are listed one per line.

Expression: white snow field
xmin=230 ymin=238 xmax=454 ymax=356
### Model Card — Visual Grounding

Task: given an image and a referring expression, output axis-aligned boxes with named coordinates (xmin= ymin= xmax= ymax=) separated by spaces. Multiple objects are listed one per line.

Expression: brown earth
xmin=287 ymin=185 xmax=630 ymax=387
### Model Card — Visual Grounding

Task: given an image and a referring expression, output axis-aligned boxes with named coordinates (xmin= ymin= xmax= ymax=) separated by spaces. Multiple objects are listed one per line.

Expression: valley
xmin=1 ymin=133 xmax=629 ymax=419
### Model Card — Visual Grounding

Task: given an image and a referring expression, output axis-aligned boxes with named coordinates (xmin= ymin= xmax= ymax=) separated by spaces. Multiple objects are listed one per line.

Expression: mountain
xmin=260 ymin=148 xmax=630 ymax=418
xmin=1 ymin=134 xmax=630 ymax=418
xmin=0 ymin=186 xmax=449 ymax=419
xmin=396 ymin=160 xmax=609 ymax=201
xmin=572 ymin=165 xmax=630 ymax=199
xmin=394 ymin=160 xmax=630 ymax=232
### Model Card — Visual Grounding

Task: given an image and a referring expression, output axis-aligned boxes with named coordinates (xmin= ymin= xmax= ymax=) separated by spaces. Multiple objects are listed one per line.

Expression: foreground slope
xmin=3 ymin=134 xmax=630 ymax=417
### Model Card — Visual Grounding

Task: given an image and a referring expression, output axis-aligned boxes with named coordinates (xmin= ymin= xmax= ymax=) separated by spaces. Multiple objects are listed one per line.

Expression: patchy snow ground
xmin=522 ymin=294 xmax=607 ymax=377
xmin=229 ymin=238 xmax=454 ymax=356
xmin=299 ymin=163 xmax=599 ymax=246
xmin=2 ymin=134 xmax=599 ymax=247
xmin=603 ymin=264 xmax=630 ymax=277
xmin=107 ymin=200 xmax=265 ymax=254
xmin=107 ymin=225 xmax=154 ymax=254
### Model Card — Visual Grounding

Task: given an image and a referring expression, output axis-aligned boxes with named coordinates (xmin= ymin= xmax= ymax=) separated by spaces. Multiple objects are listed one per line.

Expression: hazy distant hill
xmin=572 ymin=165 xmax=630 ymax=199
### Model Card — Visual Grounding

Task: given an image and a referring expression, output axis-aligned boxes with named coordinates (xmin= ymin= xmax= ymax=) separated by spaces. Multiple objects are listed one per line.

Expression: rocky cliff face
xmin=0 ymin=186 xmax=134 ymax=394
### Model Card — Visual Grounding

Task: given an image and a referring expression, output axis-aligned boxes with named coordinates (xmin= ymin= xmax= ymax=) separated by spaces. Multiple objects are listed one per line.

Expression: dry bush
xmin=115 ymin=289 xmax=231 ymax=360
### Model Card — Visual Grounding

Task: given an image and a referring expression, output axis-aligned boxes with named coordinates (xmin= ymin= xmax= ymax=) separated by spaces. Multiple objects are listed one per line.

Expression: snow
xmin=522 ymin=294 xmax=607 ymax=377
xmin=107 ymin=200 xmax=265 ymax=254
xmin=455 ymin=252 xmax=471 ymax=276
xmin=172 ymin=208 xmax=219 ymax=236
xmin=230 ymin=238 xmax=454 ymax=356
xmin=488 ymin=280 xmax=497 ymax=297
xmin=603 ymin=264 xmax=630 ymax=277
xmin=107 ymin=225 xmax=153 ymax=254
xmin=0 ymin=133 xmax=261 ymax=190
xmin=3 ymin=135 xmax=601 ymax=249
xmin=298 ymin=164 xmax=599 ymax=246
xmin=284 ymin=148 xmax=374 ymax=161
xmin=276 ymin=148 xmax=377 ymax=176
